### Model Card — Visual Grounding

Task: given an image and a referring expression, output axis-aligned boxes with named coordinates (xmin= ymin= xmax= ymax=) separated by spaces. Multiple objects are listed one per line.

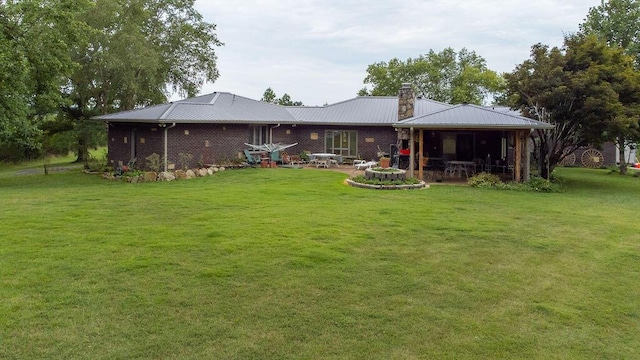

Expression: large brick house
xmin=97 ymin=84 xmax=559 ymax=181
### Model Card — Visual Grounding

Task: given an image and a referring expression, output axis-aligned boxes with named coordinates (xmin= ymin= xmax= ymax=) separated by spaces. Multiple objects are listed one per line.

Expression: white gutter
xmin=269 ymin=124 xmax=280 ymax=144
xmin=162 ymin=123 xmax=176 ymax=172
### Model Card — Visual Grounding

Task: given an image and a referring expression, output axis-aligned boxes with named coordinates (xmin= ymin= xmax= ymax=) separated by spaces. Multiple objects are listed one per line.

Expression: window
xmin=249 ymin=125 xmax=268 ymax=145
xmin=324 ymin=130 xmax=357 ymax=157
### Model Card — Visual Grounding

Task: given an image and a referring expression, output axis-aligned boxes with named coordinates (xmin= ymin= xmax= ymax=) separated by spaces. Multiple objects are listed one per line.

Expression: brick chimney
xmin=397 ymin=83 xmax=415 ymax=120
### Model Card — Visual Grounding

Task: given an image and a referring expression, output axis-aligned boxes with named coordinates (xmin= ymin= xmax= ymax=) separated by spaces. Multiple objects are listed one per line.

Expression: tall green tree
xmin=260 ymin=88 xmax=303 ymax=106
xmin=261 ymin=88 xmax=277 ymax=103
xmin=580 ymin=0 xmax=640 ymax=172
xmin=0 ymin=0 xmax=89 ymax=161
xmin=505 ymin=34 xmax=640 ymax=178
xmin=60 ymin=0 xmax=222 ymax=164
xmin=360 ymin=48 xmax=504 ymax=105
xmin=580 ymin=0 xmax=640 ymax=66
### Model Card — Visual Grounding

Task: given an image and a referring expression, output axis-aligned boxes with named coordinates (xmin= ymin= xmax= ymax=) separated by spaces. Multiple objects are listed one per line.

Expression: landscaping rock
xmin=174 ymin=170 xmax=187 ymax=180
xmin=207 ymin=168 xmax=214 ymax=175
xmin=185 ymin=169 xmax=196 ymax=179
xmin=198 ymin=168 xmax=208 ymax=177
xmin=158 ymin=171 xmax=175 ymax=181
xmin=143 ymin=171 xmax=157 ymax=182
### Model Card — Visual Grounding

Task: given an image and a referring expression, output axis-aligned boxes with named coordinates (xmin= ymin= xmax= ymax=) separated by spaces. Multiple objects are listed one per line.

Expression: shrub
xmin=145 ymin=153 xmax=162 ymax=172
xmin=467 ymin=172 xmax=502 ymax=188
xmin=468 ymin=173 xmax=563 ymax=192
xmin=178 ymin=152 xmax=193 ymax=170
xmin=523 ymin=177 xmax=562 ymax=192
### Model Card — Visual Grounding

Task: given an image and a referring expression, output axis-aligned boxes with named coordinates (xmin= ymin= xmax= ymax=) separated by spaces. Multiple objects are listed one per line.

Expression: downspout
xmin=269 ymin=124 xmax=280 ymax=144
xmin=163 ymin=122 xmax=176 ymax=172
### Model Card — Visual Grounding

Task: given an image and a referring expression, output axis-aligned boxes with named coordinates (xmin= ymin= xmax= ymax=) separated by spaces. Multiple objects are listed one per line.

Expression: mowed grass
xmin=0 ymin=167 xmax=638 ymax=359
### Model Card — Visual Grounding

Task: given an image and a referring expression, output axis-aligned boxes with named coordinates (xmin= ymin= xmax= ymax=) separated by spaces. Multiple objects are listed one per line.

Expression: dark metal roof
xmin=395 ymin=104 xmax=554 ymax=130
xmin=94 ymin=92 xmax=551 ymax=130
xmin=95 ymin=92 xmax=297 ymax=124
xmin=286 ymin=96 xmax=450 ymax=125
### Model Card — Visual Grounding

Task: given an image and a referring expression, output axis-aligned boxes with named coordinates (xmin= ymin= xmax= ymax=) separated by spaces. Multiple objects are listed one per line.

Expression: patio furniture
xmin=444 ymin=161 xmax=456 ymax=177
xmin=244 ymin=142 xmax=298 ymax=166
xmin=473 ymin=158 xmax=484 ymax=172
xmin=354 ymin=160 xmax=377 ymax=170
xmin=311 ymin=153 xmax=338 ymax=168
xmin=289 ymin=154 xmax=304 ymax=165
xmin=280 ymin=151 xmax=291 ymax=164
xmin=449 ymin=160 xmax=475 ymax=178
xmin=243 ymin=149 xmax=260 ymax=166
xmin=307 ymin=154 xmax=318 ymax=166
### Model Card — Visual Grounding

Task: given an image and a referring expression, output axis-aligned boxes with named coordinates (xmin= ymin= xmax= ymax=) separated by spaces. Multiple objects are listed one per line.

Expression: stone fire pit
xmin=347 ymin=167 xmax=426 ymax=190
xmin=364 ymin=167 xmax=407 ymax=181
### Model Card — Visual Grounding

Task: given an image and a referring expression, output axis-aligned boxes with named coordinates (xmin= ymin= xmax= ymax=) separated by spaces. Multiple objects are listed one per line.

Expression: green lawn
xmin=0 ymin=167 xmax=638 ymax=359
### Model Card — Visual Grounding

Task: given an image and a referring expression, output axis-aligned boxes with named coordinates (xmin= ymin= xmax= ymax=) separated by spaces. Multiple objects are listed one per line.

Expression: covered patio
xmin=394 ymin=104 xmax=554 ymax=183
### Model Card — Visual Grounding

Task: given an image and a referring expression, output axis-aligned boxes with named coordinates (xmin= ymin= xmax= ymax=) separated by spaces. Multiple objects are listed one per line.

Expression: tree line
xmin=360 ymin=0 xmax=640 ymax=177
xmin=3 ymin=0 xmax=639 ymax=178
xmin=0 ymin=0 xmax=222 ymax=163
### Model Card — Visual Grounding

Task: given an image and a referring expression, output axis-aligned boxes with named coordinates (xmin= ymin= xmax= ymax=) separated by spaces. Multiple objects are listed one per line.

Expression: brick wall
xmin=107 ymin=122 xmax=397 ymax=169
xmin=275 ymin=125 xmax=397 ymax=160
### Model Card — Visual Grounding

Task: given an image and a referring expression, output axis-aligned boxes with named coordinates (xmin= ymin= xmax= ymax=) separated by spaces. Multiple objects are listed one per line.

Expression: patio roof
xmin=394 ymin=103 xmax=554 ymax=130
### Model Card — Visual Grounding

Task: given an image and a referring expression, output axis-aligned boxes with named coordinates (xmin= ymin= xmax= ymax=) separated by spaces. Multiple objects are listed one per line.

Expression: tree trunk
xmin=75 ymin=139 xmax=89 ymax=169
xmin=618 ymin=138 xmax=627 ymax=175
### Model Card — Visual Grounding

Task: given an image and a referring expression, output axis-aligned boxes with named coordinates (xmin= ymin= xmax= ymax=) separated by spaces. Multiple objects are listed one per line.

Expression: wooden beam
xmin=418 ymin=129 xmax=424 ymax=180
xmin=409 ymin=128 xmax=415 ymax=178
xmin=514 ymin=130 xmax=522 ymax=182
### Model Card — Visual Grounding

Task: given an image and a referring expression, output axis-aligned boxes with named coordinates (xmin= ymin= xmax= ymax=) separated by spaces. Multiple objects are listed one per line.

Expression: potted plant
xmin=379 ymin=156 xmax=390 ymax=168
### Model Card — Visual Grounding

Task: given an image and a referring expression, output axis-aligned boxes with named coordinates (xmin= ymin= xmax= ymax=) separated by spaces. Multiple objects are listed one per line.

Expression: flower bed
xmin=364 ymin=167 xmax=407 ymax=181
xmin=347 ymin=168 xmax=426 ymax=190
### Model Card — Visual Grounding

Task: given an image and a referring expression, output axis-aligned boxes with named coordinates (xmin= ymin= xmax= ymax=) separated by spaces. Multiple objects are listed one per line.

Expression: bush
xmin=468 ymin=173 xmax=563 ymax=192
xmin=467 ymin=172 xmax=502 ymax=188
xmin=522 ymin=177 xmax=562 ymax=192
xmin=146 ymin=153 xmax=162 ymax=172
xmin=178 ymin=152 xmax=193 ymax=170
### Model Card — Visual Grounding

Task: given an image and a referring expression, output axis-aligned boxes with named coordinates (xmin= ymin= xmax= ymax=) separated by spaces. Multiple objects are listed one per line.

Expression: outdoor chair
xmin=328 ymin=155 xmax=342 ymax=167
xmin=354 ymin=160 xmax=377 ymax=170
xmin=473 ymin=158 xmax=484 ymax=172
xmin=127 ymin=157 xmax=137 ymax=169
xmin=444 ymin=161 xmax=456 ymax=177
xmin=495 ymin=159 xmax=508 ymax=173
xmin=307 ymin=154 xmax=318 ymax=166
xmin=289 ymin=155 xmax=303 ymax=165
xmin=243 ymin=149 xmax=259 ymax=166
xmin=280 ymin=151 xmax=291 ymax=164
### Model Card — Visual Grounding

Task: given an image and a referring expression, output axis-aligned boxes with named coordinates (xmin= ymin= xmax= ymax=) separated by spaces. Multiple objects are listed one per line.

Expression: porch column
xmin=409 ymin=127 xmax=415 ymax=178
xmin=418 ymin=129 xmax=424 ymax=180
xmin=514 ymin=130 xmax=522 ymax=183
xmin=524 ymin=133 xmax=532 ymax=181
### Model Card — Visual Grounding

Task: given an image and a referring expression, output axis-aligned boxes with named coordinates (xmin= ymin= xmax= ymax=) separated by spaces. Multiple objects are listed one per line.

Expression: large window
xmin=325 ymin=130 xmax=357 ymax=157
xmin=249 ymin=125 xmax=268 ymax=145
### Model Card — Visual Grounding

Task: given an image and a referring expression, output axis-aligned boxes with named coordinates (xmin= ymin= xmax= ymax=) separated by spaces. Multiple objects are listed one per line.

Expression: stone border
xmin=346 ymin=178 xmax=428 ymax=190
xmin=364 ymin=167 xmax=407 ymax=181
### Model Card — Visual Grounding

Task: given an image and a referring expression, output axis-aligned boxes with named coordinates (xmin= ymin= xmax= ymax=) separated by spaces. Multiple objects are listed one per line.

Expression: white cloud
xmin=189 ymin=0 xmax=601 ymax=106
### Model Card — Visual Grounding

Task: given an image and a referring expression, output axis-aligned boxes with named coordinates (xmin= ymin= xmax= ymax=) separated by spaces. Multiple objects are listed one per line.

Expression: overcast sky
xmin=190 ymin=0 xmax=602 ymax=106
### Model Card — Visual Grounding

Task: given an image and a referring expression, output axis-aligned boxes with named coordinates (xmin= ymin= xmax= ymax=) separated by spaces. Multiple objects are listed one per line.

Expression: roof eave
xmin=393 ymin=123 xmax=554 ymax=130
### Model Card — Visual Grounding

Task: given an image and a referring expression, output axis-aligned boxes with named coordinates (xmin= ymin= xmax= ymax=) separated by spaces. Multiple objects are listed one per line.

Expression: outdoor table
xmin=310 ymin=153 xmax=338 ymax=168
xmin=448 ymin=160 xmax=476 ymax=177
